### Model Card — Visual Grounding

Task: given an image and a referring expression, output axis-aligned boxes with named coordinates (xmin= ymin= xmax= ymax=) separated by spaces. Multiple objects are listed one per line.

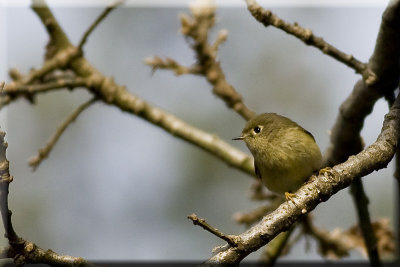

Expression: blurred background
xmin=0 ymin=0 xmax=395 ymax=263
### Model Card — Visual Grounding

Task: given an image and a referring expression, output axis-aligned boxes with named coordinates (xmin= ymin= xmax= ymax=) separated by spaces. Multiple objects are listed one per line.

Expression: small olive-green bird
xmin=234 ymin=113 xmax=322 ymax=197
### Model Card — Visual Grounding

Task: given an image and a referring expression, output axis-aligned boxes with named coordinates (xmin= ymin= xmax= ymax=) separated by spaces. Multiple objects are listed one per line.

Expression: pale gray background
xmin=0 ymin=1 xmax=395 ymax=263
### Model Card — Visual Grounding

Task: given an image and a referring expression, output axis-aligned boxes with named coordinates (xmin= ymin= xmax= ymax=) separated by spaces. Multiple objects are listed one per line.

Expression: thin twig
xmin=29 ymin=97 xmax=97 ymax=170
xmin=144 ymin=56 xmax=202 ymax=76
xmin=4 ymin=77 xmax=88 ymax=95
xmin=22 ymin=47 xmax=81 ymax=85
xmin=245 ymin=0 xmax=373 ymax=82
xmin=188 ymin=213 xmax=240 ymax=247
xmin=77 ymin=0 xmax=124 ymax=50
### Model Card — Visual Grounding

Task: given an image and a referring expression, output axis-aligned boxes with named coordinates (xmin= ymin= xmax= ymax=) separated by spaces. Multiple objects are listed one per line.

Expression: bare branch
xmin=23 ymin=47 xmax=81 ymax=85
xmin=26 ymin=2 xmax=259 ymax=177
xmin=0 ymin=133 xmax=21 ymax=246
xmin=31 ymin=0 xmax=72 ymax=51
xmin=208 ymin=95 xmax=399 ymax=263
xmin=147 ymin=0 xmax=256 ymax=120
xmin=29 ymin=98 xmax=97 ymax=170
xmin=77 ymin=0 xmax=124 ymax=51
xmin=144 ymin=56 xmax=202 ymax=76
xmin=318 ymin=1 xmax=400 ymax=263
xmin=0 ymin=129 xmax=95 ymax=266
xmin=4 ymin=76 xmax=88 ymax=95
xmin=350 ymin=179 xmax=381 ymax=265
xmin=188 ymin=213 xmax=241 ymax=248
xmin=245 ymin=0 xmax=372 ymax=81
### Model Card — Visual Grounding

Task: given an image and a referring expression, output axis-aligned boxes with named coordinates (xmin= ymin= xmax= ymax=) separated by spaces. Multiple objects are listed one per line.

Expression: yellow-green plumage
xmin=237 ymin=113 xmax=322 ymax=194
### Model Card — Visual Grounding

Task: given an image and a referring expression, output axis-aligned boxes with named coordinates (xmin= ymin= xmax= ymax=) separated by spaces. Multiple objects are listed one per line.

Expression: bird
xmin=233 ymin=113 xmax=322 ymax=200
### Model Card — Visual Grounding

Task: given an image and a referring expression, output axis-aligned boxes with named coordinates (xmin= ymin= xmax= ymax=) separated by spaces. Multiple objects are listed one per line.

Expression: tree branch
xmin=207 ymin=95 xmax=399 ymax=263
xmin=350 ymin=179 xmax=381 ymax=266
xmin=188 ymin=213 xmax=240 ymax=248
xmin=29 ymin=97 xmax=97 ymax=170
xmin=0 ymin=128 xmax=95 ymax=266
xmin=318 ymin=1 xmax=400 ymax=264
xmin=323 ymin=0 xmax=400 ymax=167
xmin=23 ymin=47 xmax=81 ymax=85
xmin=26 ymin=2 xmax=256 ymax=177
xmin=146 ymin=0 xmax=256 ymax=121
xmin=77 ymin=0 xmax=124 ymax=51
xmin=3 ymin=76 xmax=87 ymax=94
xmin=31 ymin=0 xmax=72 ymax=50
xmin=245 ymin=0 xmax=372 ymax=82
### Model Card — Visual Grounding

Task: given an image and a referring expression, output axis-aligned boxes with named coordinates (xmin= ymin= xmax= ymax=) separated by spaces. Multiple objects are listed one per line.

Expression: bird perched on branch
xmin=233 ymin=113 xmax=322 ymax=200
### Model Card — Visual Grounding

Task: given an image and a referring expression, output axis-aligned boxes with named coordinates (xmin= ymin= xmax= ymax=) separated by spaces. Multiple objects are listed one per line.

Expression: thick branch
xmin=323 ymin=0 xmax=400 ymax=167
xmin=321 ymin=1 xmax=400 ymax=265
xmin=31 ymin=0 xmax=72 ymax=53
xmin=208 ymin=95 xmax=399 ymax=263
xmin=0 ymin=129 xmax=94 ymax=266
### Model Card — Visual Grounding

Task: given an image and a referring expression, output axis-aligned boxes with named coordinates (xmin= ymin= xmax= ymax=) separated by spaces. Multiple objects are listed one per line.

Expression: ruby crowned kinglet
xmin=234 ymin=113 xmax=322 ymax=196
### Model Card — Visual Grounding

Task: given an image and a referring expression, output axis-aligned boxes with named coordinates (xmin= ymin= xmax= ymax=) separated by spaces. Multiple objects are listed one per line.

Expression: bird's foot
xmin=318 ymin=167 xmax=333 ymax=176
xmin=285 ymin=192 xmax=296 ymax=203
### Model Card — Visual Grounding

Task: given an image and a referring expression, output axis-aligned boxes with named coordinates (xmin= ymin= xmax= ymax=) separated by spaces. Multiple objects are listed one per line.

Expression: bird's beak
xmin=232 ymin=136 xmax=244 ymax=141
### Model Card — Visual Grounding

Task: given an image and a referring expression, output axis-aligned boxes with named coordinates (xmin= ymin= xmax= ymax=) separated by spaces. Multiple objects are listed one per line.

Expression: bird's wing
xmin=300 ymin=127 xmax=316 ymax=142
xmin=254 ymin=162 xmax=261 ymax=179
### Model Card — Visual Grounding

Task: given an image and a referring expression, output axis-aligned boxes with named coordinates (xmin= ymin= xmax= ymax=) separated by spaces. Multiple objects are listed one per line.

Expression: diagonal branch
xmin=31 ymin=0 xmax=72 ymax=51
xmin=208 ymin=95 xmax=399 ymax=263
xmin=318 ymin=1 xmax=400 ymax=264
xmin=28 ymin=3 xmax=256 ymax=177
xmin=29 ymin=97 xmax=97 ymax=170
xmin=188 ymin=213 xmax=240 ymax=248
xmin=245 ymin=0 xmax=372 ymax=82
xmin=77 ymin=0 xmax=124 ymax=51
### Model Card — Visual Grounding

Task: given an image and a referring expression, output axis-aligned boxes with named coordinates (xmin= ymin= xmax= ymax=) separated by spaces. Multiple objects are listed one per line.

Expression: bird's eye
xmin=253 ymin=126 xmax=261 ymax=133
